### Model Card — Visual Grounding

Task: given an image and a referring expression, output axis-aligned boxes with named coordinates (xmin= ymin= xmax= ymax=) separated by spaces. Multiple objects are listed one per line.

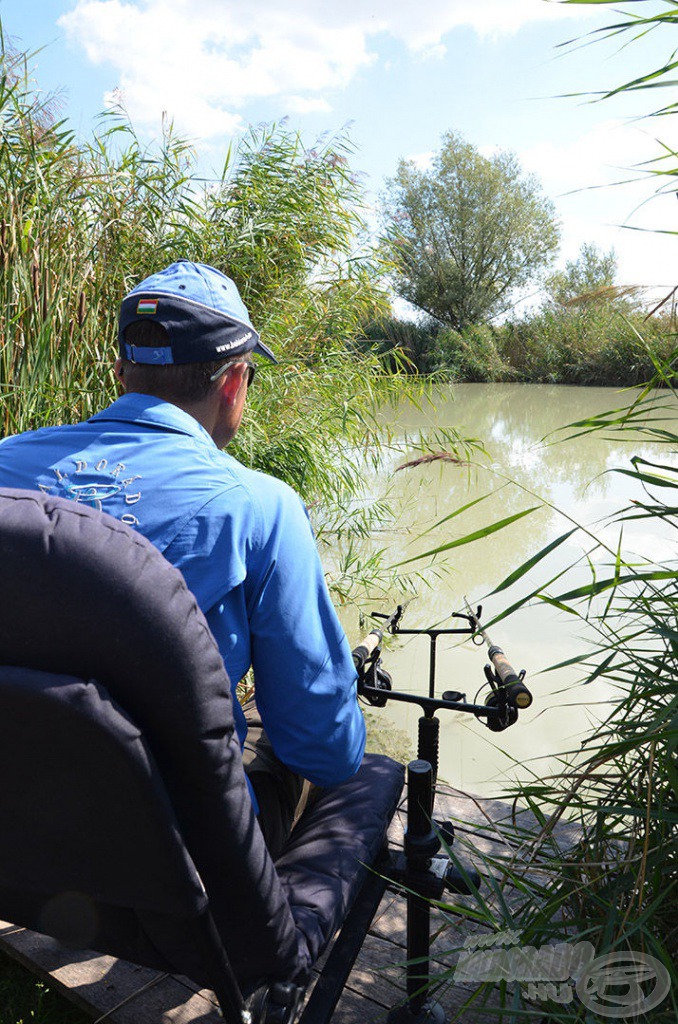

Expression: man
xmin=0 ymin=259 xmax=366 ymax=857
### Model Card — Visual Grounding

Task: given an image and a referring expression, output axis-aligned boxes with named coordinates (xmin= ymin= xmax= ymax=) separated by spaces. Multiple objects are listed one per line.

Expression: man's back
xmin=0 ymin=390 xmax=365 ymax=790
xmin=0 ymin=393 xmax=260 ymax=603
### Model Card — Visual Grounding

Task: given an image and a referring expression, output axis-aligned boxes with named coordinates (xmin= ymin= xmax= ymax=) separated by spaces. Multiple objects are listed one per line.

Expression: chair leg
xmin=192 ymin=912 xmax=249 ymax=1024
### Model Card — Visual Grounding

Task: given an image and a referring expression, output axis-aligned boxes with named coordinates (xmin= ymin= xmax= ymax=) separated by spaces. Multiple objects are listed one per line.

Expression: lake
xmin=337 ymin=383 xmax=678 ymax=796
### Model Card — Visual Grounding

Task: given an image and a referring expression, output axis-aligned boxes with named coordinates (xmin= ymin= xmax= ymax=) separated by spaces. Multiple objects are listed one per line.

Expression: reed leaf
xmin=391 ymin=506 xmax=541 ymax=567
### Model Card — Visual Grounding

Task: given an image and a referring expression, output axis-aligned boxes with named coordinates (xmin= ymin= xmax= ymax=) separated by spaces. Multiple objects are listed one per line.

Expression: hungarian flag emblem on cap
xmin=137 ymin=298 xmax=159 ymax=314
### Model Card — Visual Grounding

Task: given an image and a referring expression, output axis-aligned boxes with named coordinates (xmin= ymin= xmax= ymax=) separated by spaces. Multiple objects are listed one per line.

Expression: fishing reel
xmin=479 ymin=687 xmax=518 ymax=732
xmin=473 ymin=660 xmax=529 ymax=732
xmin=360 ymin=660 xmax=393 ymax=708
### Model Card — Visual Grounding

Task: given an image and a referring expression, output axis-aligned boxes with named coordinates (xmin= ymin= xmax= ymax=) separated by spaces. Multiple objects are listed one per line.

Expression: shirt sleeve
xmin=243 ymin=476 xmax=366 ymax=788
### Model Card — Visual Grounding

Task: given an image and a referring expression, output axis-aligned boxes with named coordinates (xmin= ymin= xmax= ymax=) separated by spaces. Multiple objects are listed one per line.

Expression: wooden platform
xmin=0 ymin=785 xmax=576 ymax=1023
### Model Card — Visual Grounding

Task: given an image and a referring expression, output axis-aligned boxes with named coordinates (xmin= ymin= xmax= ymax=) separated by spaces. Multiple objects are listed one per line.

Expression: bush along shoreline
xmin=359 ymin=300 xmax=676 ymax=386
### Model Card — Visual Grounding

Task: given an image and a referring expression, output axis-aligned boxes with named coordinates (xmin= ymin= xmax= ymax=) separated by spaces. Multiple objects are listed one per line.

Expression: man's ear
xmin=114 ymin=358 xmax=125 ymax=387
xmin=217 ymin=362 xmax=248 ymax=406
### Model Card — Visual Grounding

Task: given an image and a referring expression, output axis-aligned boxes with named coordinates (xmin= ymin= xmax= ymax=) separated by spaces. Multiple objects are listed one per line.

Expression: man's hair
xmin=120 ymin=321 xmax=226 ymax=402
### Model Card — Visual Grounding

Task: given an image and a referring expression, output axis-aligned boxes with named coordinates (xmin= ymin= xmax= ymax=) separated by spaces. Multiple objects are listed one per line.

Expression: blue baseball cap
xmin=118 ymin=260 xmax=277 ymax=365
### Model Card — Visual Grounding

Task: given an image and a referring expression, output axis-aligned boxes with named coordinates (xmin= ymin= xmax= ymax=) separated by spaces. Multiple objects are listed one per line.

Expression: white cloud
xmin=285 ymin=95 xmax=332 ymax=115
xmin=520 ymin=119 xmax=678 ymax=293
xmin=416 ymin=42 xmax=447 ymax=62
xmin=478 ymin=143 xmax=502 ymax=160
xmin=59 ymin=0 xmax=594 ymax=138
xmin=521 ymin=119 xmax=678 ymax=200
xmin=406 ymin=150 xmax=435 ymax=170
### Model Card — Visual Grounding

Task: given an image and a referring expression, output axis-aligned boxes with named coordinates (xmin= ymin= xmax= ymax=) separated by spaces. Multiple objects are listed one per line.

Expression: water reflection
xmin=339 ymin=384 xmax=678 ymax=795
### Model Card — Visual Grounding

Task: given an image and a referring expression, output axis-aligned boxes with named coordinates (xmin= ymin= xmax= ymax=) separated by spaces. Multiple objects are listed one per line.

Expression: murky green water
xmin=339 ymin=384 xmax=678 ymax=795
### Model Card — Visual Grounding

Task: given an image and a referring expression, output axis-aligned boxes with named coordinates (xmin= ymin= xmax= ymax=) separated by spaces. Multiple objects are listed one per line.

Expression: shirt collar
xmin=90 ymin=393 xmax=217 ymax=448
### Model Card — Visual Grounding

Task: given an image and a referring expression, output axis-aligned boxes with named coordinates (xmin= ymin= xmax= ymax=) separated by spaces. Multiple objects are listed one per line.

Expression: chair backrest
xmin=0 ymin=665 xmax=219 ymax=977
xmin=0 ymin=488 xmax=309 ymax=990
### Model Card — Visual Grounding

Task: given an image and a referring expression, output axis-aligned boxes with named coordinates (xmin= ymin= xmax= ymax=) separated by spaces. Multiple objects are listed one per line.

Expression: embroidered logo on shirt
xmin=40 ymin=459 xmax=143 ymax=526
xmin=64 ymin=482 xmax=122 ymax=503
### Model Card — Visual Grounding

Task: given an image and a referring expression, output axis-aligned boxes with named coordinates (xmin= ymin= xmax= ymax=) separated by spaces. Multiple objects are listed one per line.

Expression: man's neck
xmin=124 ymin=389 xmax=222 ymax=444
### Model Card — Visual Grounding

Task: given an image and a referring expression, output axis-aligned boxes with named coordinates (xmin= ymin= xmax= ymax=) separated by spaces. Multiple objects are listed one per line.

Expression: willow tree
xmin=383 ymin=131 xmax=560 ymax=330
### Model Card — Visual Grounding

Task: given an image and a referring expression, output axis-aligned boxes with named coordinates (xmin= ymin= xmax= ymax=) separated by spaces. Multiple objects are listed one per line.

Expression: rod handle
xmin=352 ymin=629 xmax=382 ymax=672
xmin=487 ymin=644 xmax=533 ymax=709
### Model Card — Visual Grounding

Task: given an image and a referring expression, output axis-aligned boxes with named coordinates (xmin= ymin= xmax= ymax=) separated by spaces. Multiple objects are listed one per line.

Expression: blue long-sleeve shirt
xmin=0 ymin=392 xmax=365 ymax=788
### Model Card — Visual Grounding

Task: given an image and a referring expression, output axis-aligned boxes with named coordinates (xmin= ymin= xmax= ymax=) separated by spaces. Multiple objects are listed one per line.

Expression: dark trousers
xmin=242 ymin=698 xmax=320 ymax=859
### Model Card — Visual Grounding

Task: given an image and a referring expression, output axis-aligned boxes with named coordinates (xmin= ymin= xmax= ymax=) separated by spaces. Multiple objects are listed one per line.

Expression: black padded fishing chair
xmin=0 ymin=488 xmax=404 ymax=1023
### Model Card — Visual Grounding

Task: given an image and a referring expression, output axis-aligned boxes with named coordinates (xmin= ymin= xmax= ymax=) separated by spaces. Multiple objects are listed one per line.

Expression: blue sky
xmin=2 ymin=0 xmax=675 ymax=308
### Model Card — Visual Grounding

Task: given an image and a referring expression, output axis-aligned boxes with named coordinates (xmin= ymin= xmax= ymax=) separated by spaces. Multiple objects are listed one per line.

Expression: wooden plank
xmin=336 ymin=931 xmax=406 ymax=1006
xmin=0 ymin=912 xmax=509 ymax=1024
xmin=330 ymin=986 xmax=389 ymax=1024
xmin=0 ymin=923 xmax=221 ymax=1023
xmin=332 ymin=929 xmax=516 ymax=1024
